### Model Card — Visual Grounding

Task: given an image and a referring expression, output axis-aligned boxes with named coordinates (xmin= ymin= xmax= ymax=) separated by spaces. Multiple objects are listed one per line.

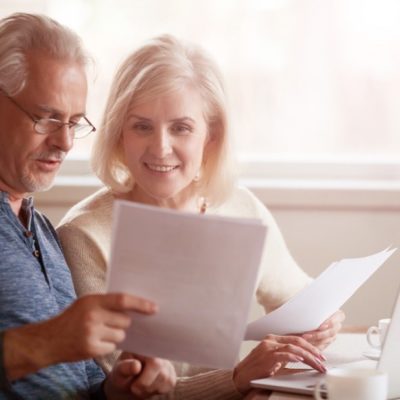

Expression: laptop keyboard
xmin=285 ymin=351 xmax=368 ymax=370
xmin=285 ymin=361 xmax=313 ymax=369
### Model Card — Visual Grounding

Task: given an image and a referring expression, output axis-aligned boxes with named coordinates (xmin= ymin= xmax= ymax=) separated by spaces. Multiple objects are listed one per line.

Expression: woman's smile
xmin=144 ymin=162 xmax=179 ymax=173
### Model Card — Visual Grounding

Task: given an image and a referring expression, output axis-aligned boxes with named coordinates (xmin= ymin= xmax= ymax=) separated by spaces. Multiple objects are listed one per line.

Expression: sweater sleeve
xmin=153 ymin=369 xmax=243 ymax=400
xmin=57 ymin=221 xmax=119 ymax=373
xmin=244 ymin=190 xmax=312 ymax=312
xmin=57 ymin=222 xmax=108 ymax=297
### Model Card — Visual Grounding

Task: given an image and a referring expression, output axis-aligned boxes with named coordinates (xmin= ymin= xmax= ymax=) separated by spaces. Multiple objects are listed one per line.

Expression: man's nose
xmin=47 ymin=124 xmax=74 ymax=153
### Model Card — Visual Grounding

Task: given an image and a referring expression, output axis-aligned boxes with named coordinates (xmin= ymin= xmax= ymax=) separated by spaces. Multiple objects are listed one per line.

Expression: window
xmin=2 ymin=0 xmax=400 ymax=178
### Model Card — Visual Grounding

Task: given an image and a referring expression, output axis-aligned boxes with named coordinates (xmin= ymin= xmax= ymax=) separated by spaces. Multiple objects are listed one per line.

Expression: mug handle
xmin=314 ymin=378 xmax=327 ymax=400
xmin=367 ymin=326 xmax=381 ymax=349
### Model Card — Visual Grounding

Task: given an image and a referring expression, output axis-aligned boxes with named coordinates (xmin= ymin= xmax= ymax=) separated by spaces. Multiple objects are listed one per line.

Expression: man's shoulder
xmin=33 ymin=207 xmax=57 ymax=234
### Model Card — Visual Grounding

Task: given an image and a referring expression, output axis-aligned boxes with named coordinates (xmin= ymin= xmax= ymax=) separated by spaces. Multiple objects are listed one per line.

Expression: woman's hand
xmin=104 ymin=353 xmax=176 ymax=399
xmin=302 ymin=310 xmax=345 ymax=350
xmin=232 ymin=334 xmax=326 ymax=394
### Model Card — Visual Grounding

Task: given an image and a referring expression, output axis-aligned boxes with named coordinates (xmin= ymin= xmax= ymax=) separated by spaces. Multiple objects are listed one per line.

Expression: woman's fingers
xmin=302 ymin=310 xmax=346 ymax=349
xmin=266 ymin=335 xmax=325 ymax=360
xmin=233 ymin=334 xmax=328 ymax=394
xmin=263 ymin=335 xmax=327 ymax=373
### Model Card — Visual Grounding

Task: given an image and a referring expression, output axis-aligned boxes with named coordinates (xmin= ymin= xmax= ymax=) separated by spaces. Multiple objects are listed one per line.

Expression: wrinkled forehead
xmin=26 ymin=50 xmax=87 ymax=86
xmin=21 ymin=50 xmax=88 ymax=112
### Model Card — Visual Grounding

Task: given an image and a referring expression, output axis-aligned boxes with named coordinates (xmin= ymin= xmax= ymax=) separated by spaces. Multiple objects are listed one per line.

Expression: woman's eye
xmin=172 ymin=124 xmax=192 ymax=135
xmin=133 ymin=123 xmax=152 ymax=133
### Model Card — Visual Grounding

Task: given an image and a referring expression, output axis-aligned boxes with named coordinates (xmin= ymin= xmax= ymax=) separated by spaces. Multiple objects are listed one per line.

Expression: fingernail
xmin=296 ymin=356 xmax=304 ymax=362
xmin=303 ymin=334 xmax=311 ymax=340
xmin=316 ymin=358 xmax=327 ymax=372
xmin=147 ymin=302 xmax=158 ymax=312
xmin=319 ymin=353 xmax=327 ymax=361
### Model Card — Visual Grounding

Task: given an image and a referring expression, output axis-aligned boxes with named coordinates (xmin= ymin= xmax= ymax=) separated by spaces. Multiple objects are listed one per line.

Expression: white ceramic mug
xmin=314 ymin=368 xmax=388 ymax=400
xmin=367 ymin=318 xmax=391 ymax=349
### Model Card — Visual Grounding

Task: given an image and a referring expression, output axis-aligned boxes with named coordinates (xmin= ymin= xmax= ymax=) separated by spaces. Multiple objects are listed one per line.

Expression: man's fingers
xmin=117 ymin=359 xmax=143 ymax=377
xmin=119 ymin=351 xmax=139 ymax=361
xmin=129 ymin=359 xmax=176 ymax=397
xmin=99 ymin=325 xmax=128 ymax=344
xmin=99 ymin=310 xmax=132 ymax=329
xmin=102 ymin=293 xmax=158 ymax=314
xmin=107 ymin=359 xmax=143 ymax=394
xmin=131 ymin=359 xmax=162 ymax=388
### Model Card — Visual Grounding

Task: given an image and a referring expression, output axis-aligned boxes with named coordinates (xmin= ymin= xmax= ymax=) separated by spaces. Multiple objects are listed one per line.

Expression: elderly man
xmin=0 ymin=12 xmax=175 ymax=399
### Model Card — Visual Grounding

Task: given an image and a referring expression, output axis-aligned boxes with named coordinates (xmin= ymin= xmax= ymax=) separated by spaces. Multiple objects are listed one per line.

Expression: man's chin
xmin=34 ymin=182 xmax=55 ymax=193
xmin=21 ymin=175 xmax=56 ymax=194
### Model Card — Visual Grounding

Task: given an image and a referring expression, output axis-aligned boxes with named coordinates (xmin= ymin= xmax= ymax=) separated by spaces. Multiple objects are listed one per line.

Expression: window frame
xmin=46 ymin=156 xmax=400 ymax=211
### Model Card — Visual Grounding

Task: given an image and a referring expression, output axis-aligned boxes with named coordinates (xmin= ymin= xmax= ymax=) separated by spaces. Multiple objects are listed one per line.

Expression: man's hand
xmin=104 ymin=354 xmax=176 ymax=399
xmin=3 ymin=293 xmax=157 ymax=381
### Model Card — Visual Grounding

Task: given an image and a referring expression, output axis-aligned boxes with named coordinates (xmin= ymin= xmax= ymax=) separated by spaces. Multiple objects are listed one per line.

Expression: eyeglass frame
xmin=1 ymin=91 xmax=96 ymax=139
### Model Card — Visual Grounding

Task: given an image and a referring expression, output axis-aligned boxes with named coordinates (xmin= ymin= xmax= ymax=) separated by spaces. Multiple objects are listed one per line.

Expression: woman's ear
xmin=206 ymin=119 xmax=220 ymax=143
xmin=204 ymin=129 xmax=216 ymax=152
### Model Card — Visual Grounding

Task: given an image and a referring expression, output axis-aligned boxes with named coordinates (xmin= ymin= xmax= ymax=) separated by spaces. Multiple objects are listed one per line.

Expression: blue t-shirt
xmin=0 ymin=192 xmax=105 ymax=399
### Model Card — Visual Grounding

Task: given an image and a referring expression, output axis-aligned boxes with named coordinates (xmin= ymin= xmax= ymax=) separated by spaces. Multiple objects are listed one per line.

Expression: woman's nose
xmin=150 ymin=128 xmax=173 ymax=157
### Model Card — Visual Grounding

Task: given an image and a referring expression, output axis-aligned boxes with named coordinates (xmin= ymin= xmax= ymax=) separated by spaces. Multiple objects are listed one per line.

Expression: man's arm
xmin=1 ymin=294 xmax=156 ymax=382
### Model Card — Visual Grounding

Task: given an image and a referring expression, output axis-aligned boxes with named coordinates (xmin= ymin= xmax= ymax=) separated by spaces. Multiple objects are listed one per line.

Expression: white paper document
xmin=107 ymin=200 xmax=267 ymax=369
xmin=245 ymin=247 xmax=396 ymax=340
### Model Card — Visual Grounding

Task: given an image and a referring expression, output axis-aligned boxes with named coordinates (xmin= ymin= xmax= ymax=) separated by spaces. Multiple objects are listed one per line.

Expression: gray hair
xmin=0 ymin=12 xmax=90 ymax=96
xmin=92 ymin=34 xmax=235 ymax=206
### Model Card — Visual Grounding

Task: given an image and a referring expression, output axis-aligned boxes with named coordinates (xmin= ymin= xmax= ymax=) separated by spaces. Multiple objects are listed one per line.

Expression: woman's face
xmin=121 ymin=87 xmax=209 ymax=207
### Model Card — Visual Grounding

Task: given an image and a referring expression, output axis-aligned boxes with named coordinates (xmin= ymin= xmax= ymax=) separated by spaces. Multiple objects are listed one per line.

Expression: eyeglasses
xmin=2 ymin=93 xmax=96 ymax=139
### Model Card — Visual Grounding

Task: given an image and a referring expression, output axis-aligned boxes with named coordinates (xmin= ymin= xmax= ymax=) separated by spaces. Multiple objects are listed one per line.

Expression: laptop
xmin=251 ymin=285 xmax=400 ymax=399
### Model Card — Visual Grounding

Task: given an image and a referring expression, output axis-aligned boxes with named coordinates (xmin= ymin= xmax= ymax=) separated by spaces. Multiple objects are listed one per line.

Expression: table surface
xmin=244 ymin=330 xmax=372 ymax=400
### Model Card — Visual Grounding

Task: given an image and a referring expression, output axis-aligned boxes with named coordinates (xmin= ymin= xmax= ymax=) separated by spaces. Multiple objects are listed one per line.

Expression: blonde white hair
xmin=92 ymin=34 xmax=235 ymax=206
xmin=0 ymin=12 xmax=89 ymax=96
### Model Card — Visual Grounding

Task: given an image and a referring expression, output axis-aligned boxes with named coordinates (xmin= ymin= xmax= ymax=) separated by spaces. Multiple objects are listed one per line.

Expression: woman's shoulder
xmin=213 ymin=185 xmax=270 ymax=220
xmin=57 ymin=186 xmax=114 ymax=229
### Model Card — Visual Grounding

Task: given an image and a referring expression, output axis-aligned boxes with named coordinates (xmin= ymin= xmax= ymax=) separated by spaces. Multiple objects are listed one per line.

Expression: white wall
xmin=273 ymin=208 xmax=400 ymax=326
xmin=250 ymin=184 xmax=400 ymax=327
xmin=35 ymin=181 xmax=400 ymax=327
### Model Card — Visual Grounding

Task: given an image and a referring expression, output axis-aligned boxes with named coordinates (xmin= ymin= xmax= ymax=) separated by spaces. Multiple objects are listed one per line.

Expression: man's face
xmin=0 ymin=50 xmax=87 ymax=197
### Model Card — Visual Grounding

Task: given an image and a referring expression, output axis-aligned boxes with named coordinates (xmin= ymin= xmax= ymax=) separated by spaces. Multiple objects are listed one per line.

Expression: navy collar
xmin=0 ymin=191 xmax=34 ymax=229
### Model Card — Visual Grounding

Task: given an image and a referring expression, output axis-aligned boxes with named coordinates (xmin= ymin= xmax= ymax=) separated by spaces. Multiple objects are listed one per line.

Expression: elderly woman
xmin=57 ymin=35 xmax=344 ymax=398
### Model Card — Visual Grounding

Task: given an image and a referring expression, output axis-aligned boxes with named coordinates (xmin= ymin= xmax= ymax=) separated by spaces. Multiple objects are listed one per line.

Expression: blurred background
xmin=2 ymin=0 xmax=400 ymax=328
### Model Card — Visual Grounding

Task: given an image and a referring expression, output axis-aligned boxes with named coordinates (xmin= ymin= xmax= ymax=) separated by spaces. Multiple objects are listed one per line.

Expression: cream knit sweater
xmin=57 ymin=185 xmax=311 ymax=400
